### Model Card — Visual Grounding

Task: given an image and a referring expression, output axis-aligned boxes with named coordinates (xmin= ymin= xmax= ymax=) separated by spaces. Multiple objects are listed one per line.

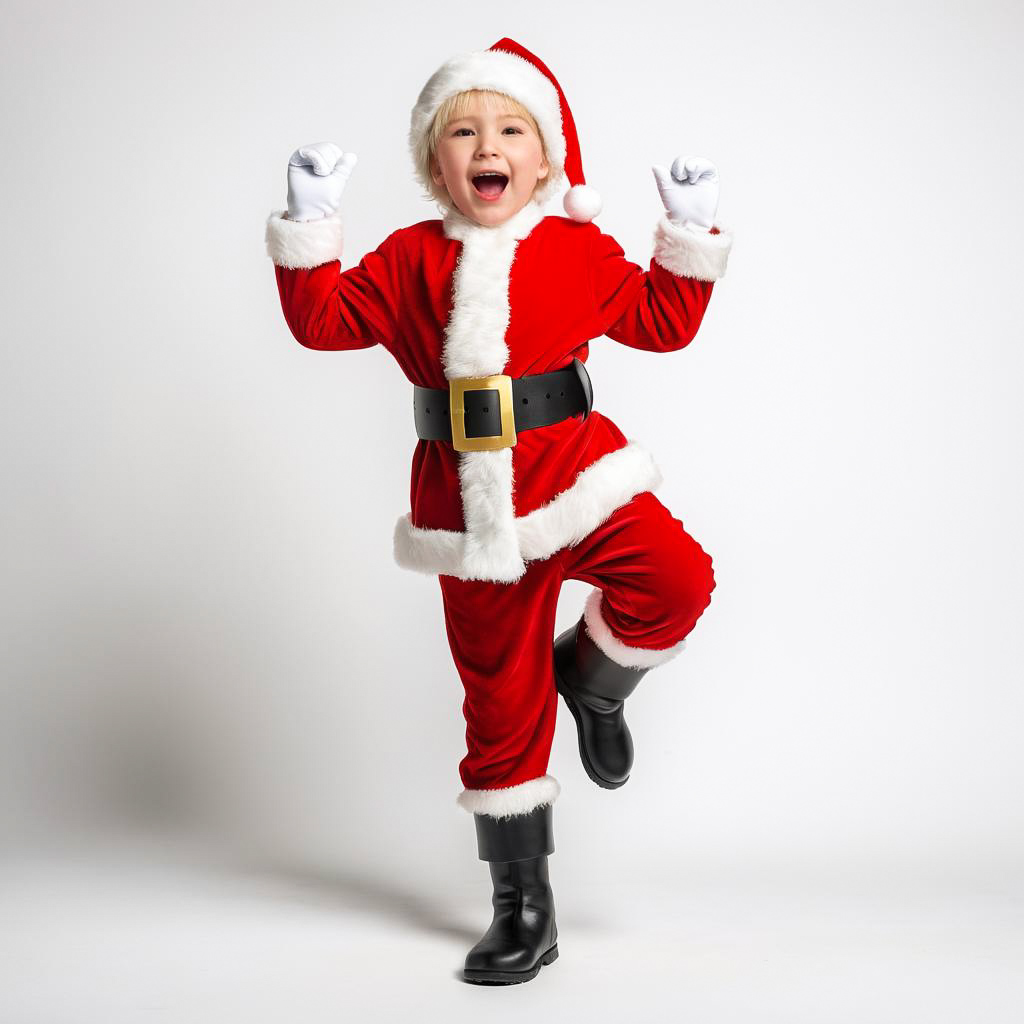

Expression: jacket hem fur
xmin=392 ymin=439 xmax=662 ymax=583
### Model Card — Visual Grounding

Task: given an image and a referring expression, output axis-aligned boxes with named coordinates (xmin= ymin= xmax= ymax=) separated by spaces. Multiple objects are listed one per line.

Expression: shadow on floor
xmin=214 ymin=856 xmax=483 ymax=945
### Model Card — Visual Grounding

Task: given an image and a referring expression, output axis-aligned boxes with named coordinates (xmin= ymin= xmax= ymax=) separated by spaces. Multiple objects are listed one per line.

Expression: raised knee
xmin=663 ymin=538 xmax=716 ymax=614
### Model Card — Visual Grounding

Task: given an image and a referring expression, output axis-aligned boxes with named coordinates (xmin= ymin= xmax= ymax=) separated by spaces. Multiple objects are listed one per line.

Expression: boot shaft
xmin=488 ymin=853 xmax=552 ymax=904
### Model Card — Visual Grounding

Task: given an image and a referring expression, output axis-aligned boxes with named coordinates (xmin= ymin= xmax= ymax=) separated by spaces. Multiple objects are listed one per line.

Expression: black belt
xmin=413 ymin=358 xmax=593 ymax=453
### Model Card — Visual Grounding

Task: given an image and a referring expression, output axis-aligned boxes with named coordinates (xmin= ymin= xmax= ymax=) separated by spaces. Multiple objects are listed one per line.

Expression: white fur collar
xmin=442 ymin=198 xmax=545 ymax=244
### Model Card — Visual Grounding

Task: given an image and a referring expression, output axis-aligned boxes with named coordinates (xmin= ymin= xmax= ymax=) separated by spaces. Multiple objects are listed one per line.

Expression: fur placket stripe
xmin=440 ymin=201 xmax=547 ymax=583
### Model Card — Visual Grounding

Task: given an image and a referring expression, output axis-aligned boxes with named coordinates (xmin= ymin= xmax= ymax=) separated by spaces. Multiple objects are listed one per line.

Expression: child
xmin=265 ymin=37 xmax=732 ymax=985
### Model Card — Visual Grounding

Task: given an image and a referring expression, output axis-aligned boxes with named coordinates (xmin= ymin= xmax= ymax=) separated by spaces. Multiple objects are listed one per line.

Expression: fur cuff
xmin=264 ymin=209 xmax=344 ymax=269
xmin=652 ymin=215 xmax=732 ymax=282
xmin=456 ymin=774 xmax=561 ymax=818
xmin=583 ymin=587 xmax=687 ymax=668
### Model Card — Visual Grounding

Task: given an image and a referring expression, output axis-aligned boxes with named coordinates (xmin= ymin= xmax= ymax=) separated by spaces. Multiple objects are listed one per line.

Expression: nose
xmin=475 ymin=131 xmax=501 ymax=159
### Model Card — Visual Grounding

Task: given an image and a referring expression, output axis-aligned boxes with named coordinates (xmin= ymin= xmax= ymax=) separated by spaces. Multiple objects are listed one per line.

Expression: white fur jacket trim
xmin=264 ymin=209 xmax=344 ymax=270
xmin=393 ymin=439 xmax=662 ymax=583
xmin=652 ymin=215 xmax=733 ymax=282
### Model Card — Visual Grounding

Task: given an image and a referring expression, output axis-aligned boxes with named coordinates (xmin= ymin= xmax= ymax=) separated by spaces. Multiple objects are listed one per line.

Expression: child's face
xmin=429 ymin=93 xmax=550 ymax=227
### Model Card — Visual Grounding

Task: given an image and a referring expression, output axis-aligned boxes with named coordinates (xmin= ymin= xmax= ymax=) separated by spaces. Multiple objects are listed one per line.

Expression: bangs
xmin=447 ymin=89 xmax=531 ymax=123
xmin=428 ymin=89 xmax=543 ymax=153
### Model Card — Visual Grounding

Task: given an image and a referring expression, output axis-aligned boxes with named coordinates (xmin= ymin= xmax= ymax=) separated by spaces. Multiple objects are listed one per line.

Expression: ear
xmin=537 ymin=154 xmax=550 ymax=182
xmin=429 ymin=155 xmax=444 ymax=187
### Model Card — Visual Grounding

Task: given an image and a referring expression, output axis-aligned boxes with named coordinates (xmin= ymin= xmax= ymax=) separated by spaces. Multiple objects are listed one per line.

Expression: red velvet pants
xmin=438 ymin=490 xmax=716 ymax=814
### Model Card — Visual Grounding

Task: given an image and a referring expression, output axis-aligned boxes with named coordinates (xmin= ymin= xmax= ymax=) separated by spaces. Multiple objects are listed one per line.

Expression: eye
xmin=450 ymin=126 xmax=524 ymax=137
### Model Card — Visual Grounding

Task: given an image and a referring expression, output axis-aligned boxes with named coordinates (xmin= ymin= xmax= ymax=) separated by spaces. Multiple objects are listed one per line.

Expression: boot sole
xmin=553 ymin=673 xmax=629 ymax=790
xmin=463 ymin=943 xmax=559 ymax=984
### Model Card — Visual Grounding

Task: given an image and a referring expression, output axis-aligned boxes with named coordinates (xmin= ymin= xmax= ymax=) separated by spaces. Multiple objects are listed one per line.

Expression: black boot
xmin=463 ymin=802 xmax=559 ymax=985
xmin=553 ymin=615 xmax=650 ymax=789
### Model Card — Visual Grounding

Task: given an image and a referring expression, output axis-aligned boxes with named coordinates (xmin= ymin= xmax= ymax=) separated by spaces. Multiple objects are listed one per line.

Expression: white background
xmin=2 ymin=0 xmax=1022 ymax=1019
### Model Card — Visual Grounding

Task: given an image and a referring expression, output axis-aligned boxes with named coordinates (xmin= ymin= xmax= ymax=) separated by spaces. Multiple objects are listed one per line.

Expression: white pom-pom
xmin=563 ymin=183 xmax=602 ymax=223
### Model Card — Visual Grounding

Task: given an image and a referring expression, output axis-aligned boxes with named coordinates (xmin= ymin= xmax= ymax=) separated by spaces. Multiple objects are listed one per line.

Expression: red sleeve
xmin=266 ymin=211 xmax=403 ymax=352
xmin=588 ymin=219 xmax=729 ymax=354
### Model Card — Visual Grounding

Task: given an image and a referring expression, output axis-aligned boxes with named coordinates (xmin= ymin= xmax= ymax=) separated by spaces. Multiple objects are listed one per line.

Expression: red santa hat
xmin=409 ymin=37 xmax=602 ymax=223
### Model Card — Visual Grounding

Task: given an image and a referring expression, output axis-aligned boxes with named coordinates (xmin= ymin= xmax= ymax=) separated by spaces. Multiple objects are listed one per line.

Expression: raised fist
xmin=286 ymin=143 xmax=358 ymax=222
xmin=651 ymin=156 xmax=720 ymax=231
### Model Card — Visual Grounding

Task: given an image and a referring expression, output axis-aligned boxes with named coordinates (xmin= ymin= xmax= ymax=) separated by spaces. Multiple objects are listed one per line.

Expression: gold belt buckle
xmin=449 ymin=374 xmax=517 ymax=452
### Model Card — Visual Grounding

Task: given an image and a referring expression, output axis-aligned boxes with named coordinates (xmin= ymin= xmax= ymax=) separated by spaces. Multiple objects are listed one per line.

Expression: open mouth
xmin=471 ymin=172 xmax=509 ymax=200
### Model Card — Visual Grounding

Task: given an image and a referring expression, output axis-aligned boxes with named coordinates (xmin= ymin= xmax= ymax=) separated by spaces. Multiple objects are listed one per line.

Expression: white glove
xmin=286 ymin=142 xmax=358 ymax=222
xmin=651 ymin=155 xmax=720 ymax=232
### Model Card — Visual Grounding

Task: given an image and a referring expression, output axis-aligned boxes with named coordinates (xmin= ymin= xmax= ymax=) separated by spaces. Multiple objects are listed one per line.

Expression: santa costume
xmin=265 ymin=37 xmax=732 ymax=984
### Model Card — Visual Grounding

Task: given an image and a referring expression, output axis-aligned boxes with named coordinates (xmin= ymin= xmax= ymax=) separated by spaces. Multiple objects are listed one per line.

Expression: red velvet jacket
xmin=265 ymin=198 xmax=732 ymax=583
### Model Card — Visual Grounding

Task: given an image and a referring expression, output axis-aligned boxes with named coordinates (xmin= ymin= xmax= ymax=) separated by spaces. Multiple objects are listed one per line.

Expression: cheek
xmin=439 ymin=149 xmax=468 ymax=180
xmin=518 ymin=153 xmax=545 ymax=180
xmin=524 ymin=142 xmax=545 ymax=171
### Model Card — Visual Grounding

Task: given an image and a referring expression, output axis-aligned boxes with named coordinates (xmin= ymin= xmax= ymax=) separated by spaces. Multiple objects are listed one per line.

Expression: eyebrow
xmin=448 ymin=113 xmax=529 ymax=125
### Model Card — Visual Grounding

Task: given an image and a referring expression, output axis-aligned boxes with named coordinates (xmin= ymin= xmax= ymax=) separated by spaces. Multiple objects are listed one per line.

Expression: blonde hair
xmin=418 ymin=89 xmax=550 ymax=209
